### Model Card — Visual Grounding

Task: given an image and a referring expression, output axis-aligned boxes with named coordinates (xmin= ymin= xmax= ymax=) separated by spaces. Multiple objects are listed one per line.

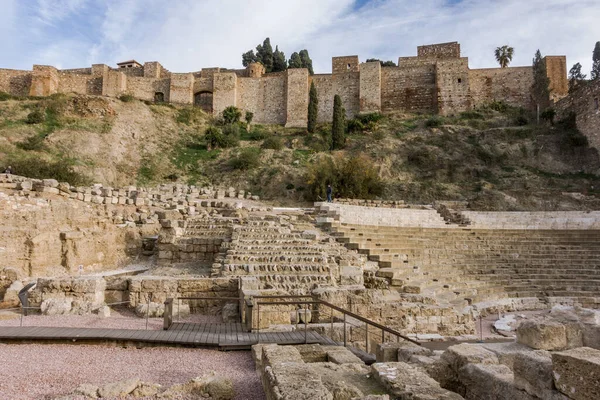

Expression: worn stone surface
xmin=553 ymin=347 xmax=600 ymax=400
xmin=372 ymin=362 xmax=463 ymax=400
xmin=458 ymin=363 xmax=534 ymax=400
xmin=514 ymin=350 xmax=567 ymax=400
xmin=517 ymin=320 xmax=568 ymax=350
xmin=98 ymin=378 xmax=140 ymax=398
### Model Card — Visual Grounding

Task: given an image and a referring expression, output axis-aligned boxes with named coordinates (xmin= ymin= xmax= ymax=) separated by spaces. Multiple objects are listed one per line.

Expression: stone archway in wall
xmin=194 ymin=91 xmax=213 ymax=114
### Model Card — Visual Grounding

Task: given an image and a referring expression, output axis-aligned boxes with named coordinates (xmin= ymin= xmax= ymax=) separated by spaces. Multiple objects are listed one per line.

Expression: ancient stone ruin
xmin=2 ymin=170 xmax=600 ymax=399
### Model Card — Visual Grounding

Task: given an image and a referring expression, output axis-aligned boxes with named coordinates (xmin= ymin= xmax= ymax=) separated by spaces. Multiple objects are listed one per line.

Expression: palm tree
xmin=495 ymin=45 xmax=514 ymax=68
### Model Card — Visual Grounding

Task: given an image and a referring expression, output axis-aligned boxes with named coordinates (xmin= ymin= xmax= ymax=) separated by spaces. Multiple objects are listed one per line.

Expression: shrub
xmin=425 ymin=116 xmax=443 ymax=128
xmin=488 ymin=101 xmax=509 ymax=113
xmin=305 ymin=154 xmax=383 ymax=200
xmin=540 ymin=108 xmax=556 ymax=125
xmin=514 ymin=115 xmax=529 ymax=126
xmin=346 ymin=118 xmax=365 ymax=133
xmin=261 ymin=135 xmax=283 ymax=150
xmin=222 ymin=106 xmax=242 ymax=124
xmin=118 ymin=94 xmax=135 ymax=103
xmin=304 ymin=133 xmax=329 ymax=153
xmin=25 ymin=109 xmax=45 ymax=124
xmin=229 ymin=147 xmax=261 ymax=170
xmin=0 ymin=92 xmax=13 ymax=101
xmin=356 ymin=112 xmax=383 ymax=124
xmin=17 ymin=134 xmax=47 ymax=151
xmin=176 ymin=108 xmax=194 ymax=125
xmin=6 ymin=156 xmax=90 ymax=185
xmin=245 ymin=111 xmax=254 ymax=125
xmin=204 ymin=126 xmax=224 ymax=149
xmin=246 ymin=125 xmax=269 ymax=141
xmin=460 ymin=111 xmax=484 ymax=120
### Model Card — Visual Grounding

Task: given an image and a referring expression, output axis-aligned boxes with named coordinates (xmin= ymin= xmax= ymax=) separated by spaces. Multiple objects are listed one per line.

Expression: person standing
xmin=326 ymin=184 xmax=333 ymax=203
xmin=3 ymin=165 xmax=12 ymax=174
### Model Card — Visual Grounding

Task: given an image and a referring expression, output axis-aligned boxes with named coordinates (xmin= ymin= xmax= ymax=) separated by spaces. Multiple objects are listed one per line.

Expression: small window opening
xmin=457 ymin=78 xmax=462 ymax=84
xmin=347 ymin=64 xmax=351 ymax=70
xmin=154 ymin=92 xmax=164 ymax=103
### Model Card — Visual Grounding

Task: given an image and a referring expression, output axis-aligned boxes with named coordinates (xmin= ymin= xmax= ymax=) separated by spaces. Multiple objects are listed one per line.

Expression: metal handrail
xmin=254 ymin=299 xmax=421 ymax=347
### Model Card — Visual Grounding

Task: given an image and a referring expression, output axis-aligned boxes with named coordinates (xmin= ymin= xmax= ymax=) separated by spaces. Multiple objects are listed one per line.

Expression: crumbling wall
xmin=469 ymin=67 xmax=534 ymax=109
xmin=126 ymin=76 xmax=170 ymax=102
xmin=0 ymin=68 xmax=32 ymax=96
xmin=555 ymin=79 xmax=600 ymax=150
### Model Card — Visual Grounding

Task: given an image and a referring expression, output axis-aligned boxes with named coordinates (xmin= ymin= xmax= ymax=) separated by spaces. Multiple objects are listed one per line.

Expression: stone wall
xmin=0 ymin=68 xmax=32 ymax=96
xmin=418 ymin=42 xmax=461 ymax=59
xmin=469 ymin=67 xmax=534 ymax=109
xmin=555 ymin=79 xmax=600 ymax=150
xmin=0 ymin=42 xmax=569 ymax=126
xmin=461 ymin=210 xmax=600 ymax=229
xmin=380 ymin=65 xmax=437 ymax=113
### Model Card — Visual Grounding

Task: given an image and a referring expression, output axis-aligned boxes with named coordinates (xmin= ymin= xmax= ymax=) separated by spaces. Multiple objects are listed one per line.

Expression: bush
xmin=222 ymin=106 xmax=242 ymax=124
xmin=245 ymin=111 xmax=254 ymax=125
xmin=246 ymin=125 xmax=269 ymax=141
xmin=514 ymin=115 xmax=529 ymax=126
xmin=261 ymin=135 xmax=283 ymax=150
xmin=460 ymin=111 xmax=484 ymax=120
xmin=118 ymin=94 xmax=135 ymax=103
xmin=346 ymin=118 xmax=365 ymax=133
xmin=25 ymin=109 xmax=45 ymax=124
xmin=229 ymin=147 xmax=261 ymax=170
xmin=304 ymin=133 xmax=329 ymax=153
xmin=16 ymin=134 xmax=47 ymax=151
xmin=425 ymin=116 xmax=443 ymax=128
xmin=0 ymin=92 xmax=13 ymax=101
xmin=305 ymin=154 xmax=383 ymax=200
xmin=487 ymin=101 xmax=509 ymax=113
xmin=176 ymin=108 xmax=194 ymax=125
xmin=540 ymin=108 xmax=556 ymax=125
xmin=6 ymin=156 xmax=90 ymax=185
xmin=356 ymin=112 xmax=383 ymax=124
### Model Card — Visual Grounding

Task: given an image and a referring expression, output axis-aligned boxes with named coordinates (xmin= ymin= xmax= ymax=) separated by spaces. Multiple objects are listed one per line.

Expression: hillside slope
xmin=1 ymin=93 xmax=600 ymax=210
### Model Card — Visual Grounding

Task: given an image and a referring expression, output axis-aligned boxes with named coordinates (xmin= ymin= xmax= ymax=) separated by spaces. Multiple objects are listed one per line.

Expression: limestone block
xmin=397 ymin=342 xmax=434 ymax=362
xmin=372 ymin=362 xmax=463 ymax=400
xmin=37 ymin=186 xmax=60 ymax=194
xmin=517 ymin=320 xmax=568 ymax=350
xmin=3 ymin=280 xmax=24 ymax=307
xmin=262 ymin=344 xmax=304 ymax=367
xmin=42 ymin=179 xmax=59 ymax=188
xmin=441 ymin=344 xmax=499 ymax=371
xmin=553 ymin=347 xmax=600 ymax=400
xmin=41 ymin=298 xmax=72 ymax=315
xmin=17 ymin=180 xmax=32 ymax=191
xmin=296 ymin=344 xmax=328 ymax=363
xmin=458 ymin=363 xmax=534 ymax=400
xmin=481 ymin=342 xmax=533 ymax=369
xmin=96 ymin=305 xmax=111 ymax=318
xmin=326 ymin=347 xmax=364 ymax=364
xmin=74 ymin=383 xmax=99 ymax=398
xmin=98 ymin=378 xmax=140 ymax=398
xmin=513 ymin=350 xmax=553 ymax=394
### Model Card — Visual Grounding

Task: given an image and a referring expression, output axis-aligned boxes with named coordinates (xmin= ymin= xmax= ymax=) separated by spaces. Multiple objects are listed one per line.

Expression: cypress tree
xmin=307 ymin=81 xmax=318 ymax=133
xmin=299 ymin=50 xmax=314 ymax=75
xmin=531 ymin=49 xmax=551 ymax=115
xmin=288 ymin=52 xmax=303 ymax=69
xmin=592 ymin=41 xmax=600 ymax=81
xmin=242 ymin=50 xmax=257 ymax=67
xmin=272 ymin=46 xmax=287 ymax=72
xmin=331 ymin=95 xmax=346 ymax=150
xmin=256 ymin=38 xmax=274 ymax=73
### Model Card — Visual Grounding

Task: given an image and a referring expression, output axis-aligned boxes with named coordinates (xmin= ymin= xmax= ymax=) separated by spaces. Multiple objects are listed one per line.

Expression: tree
xmin=331 ymin=95 xmax=346 ymax=150
xmin=531 ymin=49 xmax=551 ymax=117
xmin=495 ymin=45 xmax=514 ymax=68
xmin=256 ymin=38 xmax=274 ymax=73
xmin=299 ymin=50 xmax=314 ymax=75
xmin=288 ymin=52 xmax=303 ymax=69
xmin=272 ymin=46 xmax=287 ymax=73
xmin=568 ymin=62 xmax=587 ymax=94
xmin=366 ymin=59 xmax=397 ymax=67
xmin=592 ymin=41 xmax=600 ymax=80
xmin=307 ymin=81 xmax=318 ymax=133
xmin=242 ymin=50 xmax=257 ymax=67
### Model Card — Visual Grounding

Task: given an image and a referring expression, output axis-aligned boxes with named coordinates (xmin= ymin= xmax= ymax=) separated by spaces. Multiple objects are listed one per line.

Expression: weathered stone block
xmin=517 ymin=320 xmax=568 ymax=350
xmin=326 ymin=347 xmax=363 ymax=364
xmin=514 ymin=350 xmax=563 ymax=399
xmin=458 ymin=363 xmax=534 ymax=400
xmin=553 ymin=347 xmax=600 ymax=400
xmin=372 ymin=362 xmax=463 ymax=400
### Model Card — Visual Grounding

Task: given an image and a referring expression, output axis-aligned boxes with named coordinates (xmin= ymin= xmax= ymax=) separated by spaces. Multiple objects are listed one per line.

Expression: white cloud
xmin=2 ymin=0 xmax=600 ymax=75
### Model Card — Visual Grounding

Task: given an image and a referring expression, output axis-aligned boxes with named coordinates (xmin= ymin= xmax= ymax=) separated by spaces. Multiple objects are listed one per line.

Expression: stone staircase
xmin=214 ymin=217 xmax=338 ymax=292
xmin=326 ymin=222 xmax=600 ymax=309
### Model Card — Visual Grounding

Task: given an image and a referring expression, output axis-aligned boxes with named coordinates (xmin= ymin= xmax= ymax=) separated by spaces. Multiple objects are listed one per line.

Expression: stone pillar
xmin=169 ymin=73 xmax=194 ymax=104
xmin=285 ymin=68 xmax=309 ymax=128
xmin=212 ymin=72 xmax=237 ymax=117
xmin=29 ymin=65 xmax=59 ymax=97
xmin=359 ymin=61 xmax=381 ymax=113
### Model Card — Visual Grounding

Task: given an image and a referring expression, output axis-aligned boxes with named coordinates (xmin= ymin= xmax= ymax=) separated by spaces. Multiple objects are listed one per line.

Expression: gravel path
xmin=0 ymin=312 xmax=266 ymax=399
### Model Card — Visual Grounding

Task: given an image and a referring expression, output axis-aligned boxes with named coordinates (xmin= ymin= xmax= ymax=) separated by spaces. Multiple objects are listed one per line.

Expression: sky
xmin=1 ymin=0 xmax=599 ymax=75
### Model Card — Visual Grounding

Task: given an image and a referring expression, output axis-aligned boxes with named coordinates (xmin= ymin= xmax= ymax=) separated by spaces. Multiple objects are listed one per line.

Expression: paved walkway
xmin=0 ymin=322 xmax=337 ymax=349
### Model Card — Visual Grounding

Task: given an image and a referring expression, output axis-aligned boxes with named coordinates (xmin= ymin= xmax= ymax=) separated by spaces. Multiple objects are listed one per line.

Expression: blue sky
xmin=1 ymin=0 xmax=599 ymax=75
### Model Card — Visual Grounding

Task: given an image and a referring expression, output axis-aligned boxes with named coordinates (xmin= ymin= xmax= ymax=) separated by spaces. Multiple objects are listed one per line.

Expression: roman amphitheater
xmin=1 ymin=170 xmax=600 ymax=399
xmin=1 ymin=40 xmax=600 ymax=400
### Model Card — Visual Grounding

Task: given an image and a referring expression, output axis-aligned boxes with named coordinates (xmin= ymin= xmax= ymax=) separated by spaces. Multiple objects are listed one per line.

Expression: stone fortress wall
xmin=0 ymin=42 xmax=568 ymax=127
